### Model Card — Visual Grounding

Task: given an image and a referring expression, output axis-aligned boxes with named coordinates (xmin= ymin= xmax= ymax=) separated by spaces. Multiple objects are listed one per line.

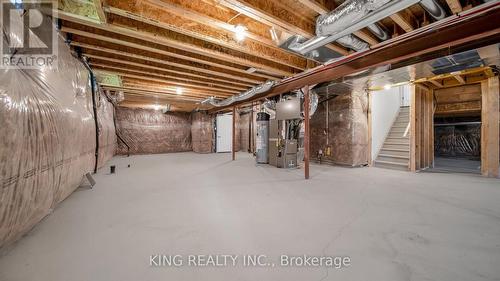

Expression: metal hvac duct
xmin=201 ymin=80 xmax=275 ymax=107
xmin=289 ymin=0 xmax=422 ymax=55
xmin=366 ymin=23 xmax=389 ymax=41
xmin=419 ymin=0 xmax=446 ymax=20
xmin=336 ymin=35 xmax=369 ymax=51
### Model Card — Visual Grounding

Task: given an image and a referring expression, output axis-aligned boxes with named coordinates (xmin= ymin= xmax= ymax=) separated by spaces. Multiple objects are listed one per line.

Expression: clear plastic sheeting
xmin=435 ymin=125 xmax=481 ymax=159
xmin=0 ymin=36 xmax=103 ymax=248
xmin=96 ymin=90 xmax=117 ymax=167
xmin=191 ymin=111 xmax=213 ymax=153
xmin=115 ymin=107 xmax=192 ymax=154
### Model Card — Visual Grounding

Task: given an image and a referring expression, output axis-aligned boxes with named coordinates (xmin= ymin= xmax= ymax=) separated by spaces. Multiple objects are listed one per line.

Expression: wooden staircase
xmin=374 ymin=107 xmax=410 ymax=171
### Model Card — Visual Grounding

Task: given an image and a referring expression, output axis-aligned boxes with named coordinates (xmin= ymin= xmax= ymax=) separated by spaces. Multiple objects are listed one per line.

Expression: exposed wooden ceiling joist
xmin=103 ymin=12 xmax=296 ymax=77
xmin=108 ymin=72 xmax=238 ymax=95
xmin=445 ymin=0 xmax=463 ymax=14
xmin=72 ymin=43 xmax=263 ymax=85
xmin=57 ymin=11 xmax=285 ymax=79
xmin=63 ymin=27 xmax=272 ymax=81
xmin=92 ymin=63 xmax=247 ymax=92
xmin=217 ymin=0 xmax=350 ymax=55
xmin=104 ymin=0 xmax=308 ymax=71
xmin=390 ymin=10 xmax=416 ymax=33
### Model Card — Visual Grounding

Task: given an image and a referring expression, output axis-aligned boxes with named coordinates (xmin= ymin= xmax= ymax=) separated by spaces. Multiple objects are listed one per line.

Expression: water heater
xmin=256 ymin=112 xmax=270 ymax=163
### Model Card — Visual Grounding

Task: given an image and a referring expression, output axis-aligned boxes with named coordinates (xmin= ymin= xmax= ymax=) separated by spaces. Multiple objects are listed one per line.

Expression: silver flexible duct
xmin=419 ymin=0 xmax=446 ymax=20
xmin=366 ymin=23 xmax=389 ymax=41
xmin=336 ymin=35 xmax=369 ymax=51
xmin=289 ymin=0 xmax=422 ymax=54
xmin=315 ymin=0 xmax=392 ymax=37
xmin=201 ymin=80 xmax=275 ymax=107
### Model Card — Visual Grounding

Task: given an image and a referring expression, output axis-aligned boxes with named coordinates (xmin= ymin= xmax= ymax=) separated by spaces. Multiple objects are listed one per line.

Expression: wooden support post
xmin=303 ymin=85 xmax=310 ymax=180
xmin=410 ymin=84 xmax=417 ymax=172
xmin=232 ymin=106 xmax=236 ymax=161
xmin=367 ymin=91 xmax=373 ymax=166
xmin=481 ymin=76 xmax=499 ymax=177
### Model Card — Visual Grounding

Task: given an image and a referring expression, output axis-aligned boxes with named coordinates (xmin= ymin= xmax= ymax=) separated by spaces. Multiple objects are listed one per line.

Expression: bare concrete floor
xmin=1 ymin=152 xmax=500 ymax=281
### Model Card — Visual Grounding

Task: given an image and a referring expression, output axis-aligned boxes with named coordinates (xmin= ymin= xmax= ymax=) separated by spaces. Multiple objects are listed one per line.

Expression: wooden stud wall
xmin=410 ymin=84 xmax=434 ymax=171
xmin=480 ymin=76 xmax=500 ymax=178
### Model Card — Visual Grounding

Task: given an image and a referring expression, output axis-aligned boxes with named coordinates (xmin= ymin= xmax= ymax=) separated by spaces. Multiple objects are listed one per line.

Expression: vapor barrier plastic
xmin=96 ymin=90 xmax=117 ymax=168
xmin=0 ymin=36 xmax=116 ymax=249
xmin=115 ymin=107 xmax=192 ymax=154
xmin=191 ymin=112 xmax=213 ymax=153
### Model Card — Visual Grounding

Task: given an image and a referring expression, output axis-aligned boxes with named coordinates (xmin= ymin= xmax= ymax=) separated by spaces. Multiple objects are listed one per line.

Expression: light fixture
xmin=233 ymin=25 xmax=247 ymax=42
xmin=152 ymin=104 xmax=161 ymax=110
xmin=176 ymin=87 xmax=183 ymax=95
xmin=384 ymin=84 xmax=392 ymax=90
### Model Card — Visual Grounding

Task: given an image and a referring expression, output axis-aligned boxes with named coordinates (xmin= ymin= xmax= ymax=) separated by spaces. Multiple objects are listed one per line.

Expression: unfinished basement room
xmin=1 ymin=0 xmax=500 ymax=280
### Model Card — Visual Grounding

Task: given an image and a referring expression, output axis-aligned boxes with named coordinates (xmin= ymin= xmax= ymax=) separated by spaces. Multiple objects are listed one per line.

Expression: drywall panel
xmin=370 ymin=87 xmax=402 ymax=160
xmin=115 ymin=108 xmax=192 ymax=154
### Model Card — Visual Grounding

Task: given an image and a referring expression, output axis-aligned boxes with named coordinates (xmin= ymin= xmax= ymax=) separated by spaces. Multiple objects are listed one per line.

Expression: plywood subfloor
xmin=1 ymin=152 xmax=500 ymax=281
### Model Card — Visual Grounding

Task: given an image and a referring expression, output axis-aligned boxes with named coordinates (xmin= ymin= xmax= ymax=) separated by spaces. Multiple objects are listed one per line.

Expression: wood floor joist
xmin=60 ymin=23 xmax=276 ymax=81
xmin=217 ymin=0 xmax=349 ymax=55
xmin=98 ymin=70 xmax=238 ymax=95
xmin=73 ymin=44 xmax=262 ymax=86
xmin=91 ymin=63 xmax=246 ymax=92
xmin=105 ymin=0 xmax=308 ymax=71
xmin=102 ymin=85 xmax=208 ymax=101
xmin=104 ymin=13 xmax=296 ymax=77
xmin=57 ymin=11 xmax=285 ymax=79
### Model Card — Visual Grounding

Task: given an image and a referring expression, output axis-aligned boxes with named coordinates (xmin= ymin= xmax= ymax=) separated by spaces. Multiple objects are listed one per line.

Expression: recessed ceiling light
xmin=152 ymin=104 xmax=161 ymax=110
xmin=384 ymin=84 xmax=391 ymax=90
xmin=176 ymin=87 xmax=183 ymax=95
xmin=234 ymin=25 xmax=247 ymax=42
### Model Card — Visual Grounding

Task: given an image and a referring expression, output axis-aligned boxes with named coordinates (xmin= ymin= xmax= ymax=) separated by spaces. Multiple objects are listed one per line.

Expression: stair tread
xmin=378 ymin=154 xmax=409 ymax=159
xmin=374 ymin=160 xmax=408 ymax=166
xmin=381 ymin=148 xmax=409 ymax=152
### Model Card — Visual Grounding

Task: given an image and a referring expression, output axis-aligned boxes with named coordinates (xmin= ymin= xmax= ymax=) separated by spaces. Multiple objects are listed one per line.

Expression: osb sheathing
xmin=310 ymin=90 xmax=369 ymax=166
xmin=115 ymin=107 xmax=192 ymax=154
xmin=192 ymin=112 xmax=213 ymax=153
xmin=0 ymin=37 xmax=115 ymax=249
